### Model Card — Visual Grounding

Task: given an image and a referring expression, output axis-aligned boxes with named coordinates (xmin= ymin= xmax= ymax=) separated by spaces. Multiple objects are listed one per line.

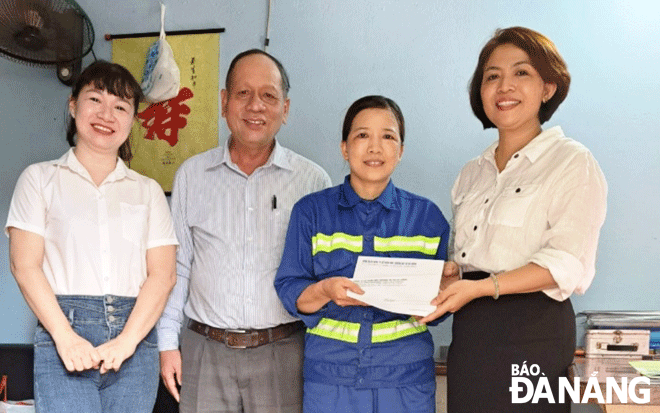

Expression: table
xmin=570 ymin=356 xmax=659 ymax=412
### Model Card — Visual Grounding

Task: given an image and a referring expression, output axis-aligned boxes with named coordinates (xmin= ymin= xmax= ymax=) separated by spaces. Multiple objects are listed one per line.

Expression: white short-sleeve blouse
xmin=5 ymin=149 xmax=178 ymax=297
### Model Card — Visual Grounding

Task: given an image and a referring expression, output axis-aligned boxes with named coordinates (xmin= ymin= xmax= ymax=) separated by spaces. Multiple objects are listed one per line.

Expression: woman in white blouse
xmin=420 ymin=27 xmax=607 ymax=412
xmin=6 ymin=61 xmax=177 ymax=412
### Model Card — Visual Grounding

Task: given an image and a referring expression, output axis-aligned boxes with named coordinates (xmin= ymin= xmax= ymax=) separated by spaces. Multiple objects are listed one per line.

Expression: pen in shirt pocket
xmin=272 ymin=195 xmax=277 ymax=210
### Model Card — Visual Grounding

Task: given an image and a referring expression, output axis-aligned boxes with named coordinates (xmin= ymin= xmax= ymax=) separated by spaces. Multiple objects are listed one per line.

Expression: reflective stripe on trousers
xmin=307 ymin=317 xmax=427 ymax=343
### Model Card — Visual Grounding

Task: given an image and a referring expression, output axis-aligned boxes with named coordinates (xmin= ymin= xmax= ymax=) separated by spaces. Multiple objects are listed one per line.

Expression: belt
xmin=462 ymin=270 xmax=490 ymax=280
xmin=188 ymin=319 xmax=304 ymax=349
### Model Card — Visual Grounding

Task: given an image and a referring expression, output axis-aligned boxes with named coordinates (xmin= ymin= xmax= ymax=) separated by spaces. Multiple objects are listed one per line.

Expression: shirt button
xmin=461 ymin=252 xmax=466 ymax=258
xmin=247 ymin=237 xmax=253 ymax=242
xmin=358 ymin=378 xmax=364 ymax=384
xmin=473 ymin=225 xmax=478 ymax=231
xmin=106 ymin=296 xmax=113 ymax=304
xmin=108 ymin=315 xmax=116 ymax=322
xmin=107 ymin=305 xmax=115 ymax=312
xmin=515 ymin=188 xmax=521 ymax=193
xmin=513 ymin=153 xmax=519 ymax=158
xmin=484 ymin=199 xmax=489 ymax=204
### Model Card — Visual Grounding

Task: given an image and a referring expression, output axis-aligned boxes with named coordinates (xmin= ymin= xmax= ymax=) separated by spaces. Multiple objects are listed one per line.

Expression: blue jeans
xmin=34 ymin=295 xmax=159 ymax=413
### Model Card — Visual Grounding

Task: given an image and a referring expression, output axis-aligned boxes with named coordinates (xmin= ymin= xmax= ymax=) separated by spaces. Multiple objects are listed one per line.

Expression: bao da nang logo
xmin=509 ymin=362 xmax=651 ymax=404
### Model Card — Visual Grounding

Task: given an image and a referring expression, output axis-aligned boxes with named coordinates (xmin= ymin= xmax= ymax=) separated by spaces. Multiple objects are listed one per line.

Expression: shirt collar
xmin=521 ymin=126 xmax=563 ymax=163
xmin=478 ymin=141 xmax=499 ymax=167
xmin=56 ymin=148 xmax=136 ymax=182
xmin=210 ymin=137 xmax=292 ymax=172
xmin=338 ymin=175 xmax=399 ymax=210
xmin=477 ymin=125 xmax=564 ymax=166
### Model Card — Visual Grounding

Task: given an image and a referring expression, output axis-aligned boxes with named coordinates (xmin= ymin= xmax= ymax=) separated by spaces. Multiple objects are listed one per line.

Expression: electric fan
xmin=0 ymin=0 xmax=95 ymax=85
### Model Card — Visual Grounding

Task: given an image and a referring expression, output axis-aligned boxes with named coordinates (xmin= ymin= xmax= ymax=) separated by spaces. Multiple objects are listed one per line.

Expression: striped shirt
xmin=157 ymin=138 xmax=331 ymax=351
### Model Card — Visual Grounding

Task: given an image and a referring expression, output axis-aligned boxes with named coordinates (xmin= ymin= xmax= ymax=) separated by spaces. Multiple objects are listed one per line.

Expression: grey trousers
xmin=179 ymin=325 xmax=304 ymax=413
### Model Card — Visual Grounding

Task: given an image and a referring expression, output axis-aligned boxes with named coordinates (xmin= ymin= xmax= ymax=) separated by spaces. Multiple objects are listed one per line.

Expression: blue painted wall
xmin=1 ymin=0 xmax=658 ymax=364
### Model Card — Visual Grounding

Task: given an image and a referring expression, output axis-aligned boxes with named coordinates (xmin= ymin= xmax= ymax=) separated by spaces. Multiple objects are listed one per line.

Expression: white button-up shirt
xmin=5 ymin=149 xmax=178 ymax=297
xmin=157 ymin=139 xmax=331 ymax=351
xmin=450 ymin=126 xmax=607 ymax=301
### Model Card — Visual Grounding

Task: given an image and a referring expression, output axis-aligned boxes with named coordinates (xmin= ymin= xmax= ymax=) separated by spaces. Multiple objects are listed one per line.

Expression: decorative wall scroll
xmin=110 ymin=29 xmax=223 ymax=193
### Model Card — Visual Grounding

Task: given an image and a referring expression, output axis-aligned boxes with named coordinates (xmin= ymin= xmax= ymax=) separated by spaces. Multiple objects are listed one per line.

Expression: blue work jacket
xmin=275 ymin=176 xmax=450 ymax=389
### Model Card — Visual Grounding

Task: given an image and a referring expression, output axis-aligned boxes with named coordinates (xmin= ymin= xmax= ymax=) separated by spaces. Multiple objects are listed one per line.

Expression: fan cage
xmin=0 ymin=0 xmax=95 ymax=66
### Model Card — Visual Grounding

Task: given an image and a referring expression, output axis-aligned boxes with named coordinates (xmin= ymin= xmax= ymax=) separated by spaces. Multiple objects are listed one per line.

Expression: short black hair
xmin=66 ymin=60 xmax=142 ymax=161
xmin=469 ymin=26 xmax=571 ymax=129
xmin=225 ymin=49 xmax=290 ymax=97
xmin=342 ymin=95 xmax=405 ymax=144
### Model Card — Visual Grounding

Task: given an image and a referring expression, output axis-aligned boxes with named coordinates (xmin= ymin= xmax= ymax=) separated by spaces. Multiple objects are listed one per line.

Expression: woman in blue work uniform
xmin=275 ymin=95 xmax=450 ymax=413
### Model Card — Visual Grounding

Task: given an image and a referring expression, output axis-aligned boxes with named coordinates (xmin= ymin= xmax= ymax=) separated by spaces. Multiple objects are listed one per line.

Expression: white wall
xmin=1 ymin=1 xmax=658 ymax=375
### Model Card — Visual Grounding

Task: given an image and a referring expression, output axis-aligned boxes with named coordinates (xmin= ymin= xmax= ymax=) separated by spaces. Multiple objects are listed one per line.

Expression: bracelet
xmin=490 ymin=274 xmax=500 ymax=300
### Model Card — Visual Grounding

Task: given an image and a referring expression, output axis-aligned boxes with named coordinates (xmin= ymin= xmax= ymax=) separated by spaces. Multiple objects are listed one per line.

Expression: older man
xmin=157 ymin=49 xmax=331 ymax=413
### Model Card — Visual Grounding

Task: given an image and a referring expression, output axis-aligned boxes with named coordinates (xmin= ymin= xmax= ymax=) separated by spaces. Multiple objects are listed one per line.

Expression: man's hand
xmin=160 ymin=349 xmax=182 ymax=402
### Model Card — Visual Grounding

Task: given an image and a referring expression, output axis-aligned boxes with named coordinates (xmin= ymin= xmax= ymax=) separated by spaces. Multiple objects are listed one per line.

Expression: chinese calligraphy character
xmin=190 ymin=57 xmax=197 ymax=86
xmin=138 ymin=87 xmax=193 ymax=147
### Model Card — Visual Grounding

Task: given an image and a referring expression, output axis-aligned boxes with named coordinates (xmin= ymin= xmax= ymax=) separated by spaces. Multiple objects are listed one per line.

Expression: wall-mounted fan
xmin=0 ymin=0 xmax=94 ymax=85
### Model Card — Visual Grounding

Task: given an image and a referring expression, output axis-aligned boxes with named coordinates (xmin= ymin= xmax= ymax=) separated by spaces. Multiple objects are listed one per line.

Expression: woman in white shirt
xmin=419 ymin=27 xmax=607 ymax=412
xmin=6 ymin=61 xmax=178 ymax=413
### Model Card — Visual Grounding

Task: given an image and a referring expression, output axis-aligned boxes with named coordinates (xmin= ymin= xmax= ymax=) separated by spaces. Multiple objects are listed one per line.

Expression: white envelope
xmin=346 ymin=256 xmax=443 ymax=316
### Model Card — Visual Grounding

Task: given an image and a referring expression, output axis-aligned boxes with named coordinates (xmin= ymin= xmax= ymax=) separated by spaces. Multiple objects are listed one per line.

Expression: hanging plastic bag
xmin=141 ymin=3 xmax=180 ymax=103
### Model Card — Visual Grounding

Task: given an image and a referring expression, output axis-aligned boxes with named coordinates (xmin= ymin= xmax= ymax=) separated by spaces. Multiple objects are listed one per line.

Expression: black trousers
xmin=447 ymin=271 xmax=575 ymax=413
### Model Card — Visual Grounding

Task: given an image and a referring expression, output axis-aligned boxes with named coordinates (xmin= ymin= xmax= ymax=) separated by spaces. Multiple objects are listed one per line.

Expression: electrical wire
xmin=264 ymin=0 xmax=272 ymax=51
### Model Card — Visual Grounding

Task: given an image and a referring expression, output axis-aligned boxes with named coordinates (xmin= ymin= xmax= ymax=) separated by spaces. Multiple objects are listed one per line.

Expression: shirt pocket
xmin=453 ymin=191 xmax=481 ymax=237
xmin=120 ymin=203 xmax=149 ymax=246
xmin=313 ymin=249 xmax=356 ymax=279
xmin=265 ymin=208 xmax=292 ymax=269
xmin=272 ymin=208 xmax=292 ymax=247
xmin=488 ymin=184 xmax=539 ymax=227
